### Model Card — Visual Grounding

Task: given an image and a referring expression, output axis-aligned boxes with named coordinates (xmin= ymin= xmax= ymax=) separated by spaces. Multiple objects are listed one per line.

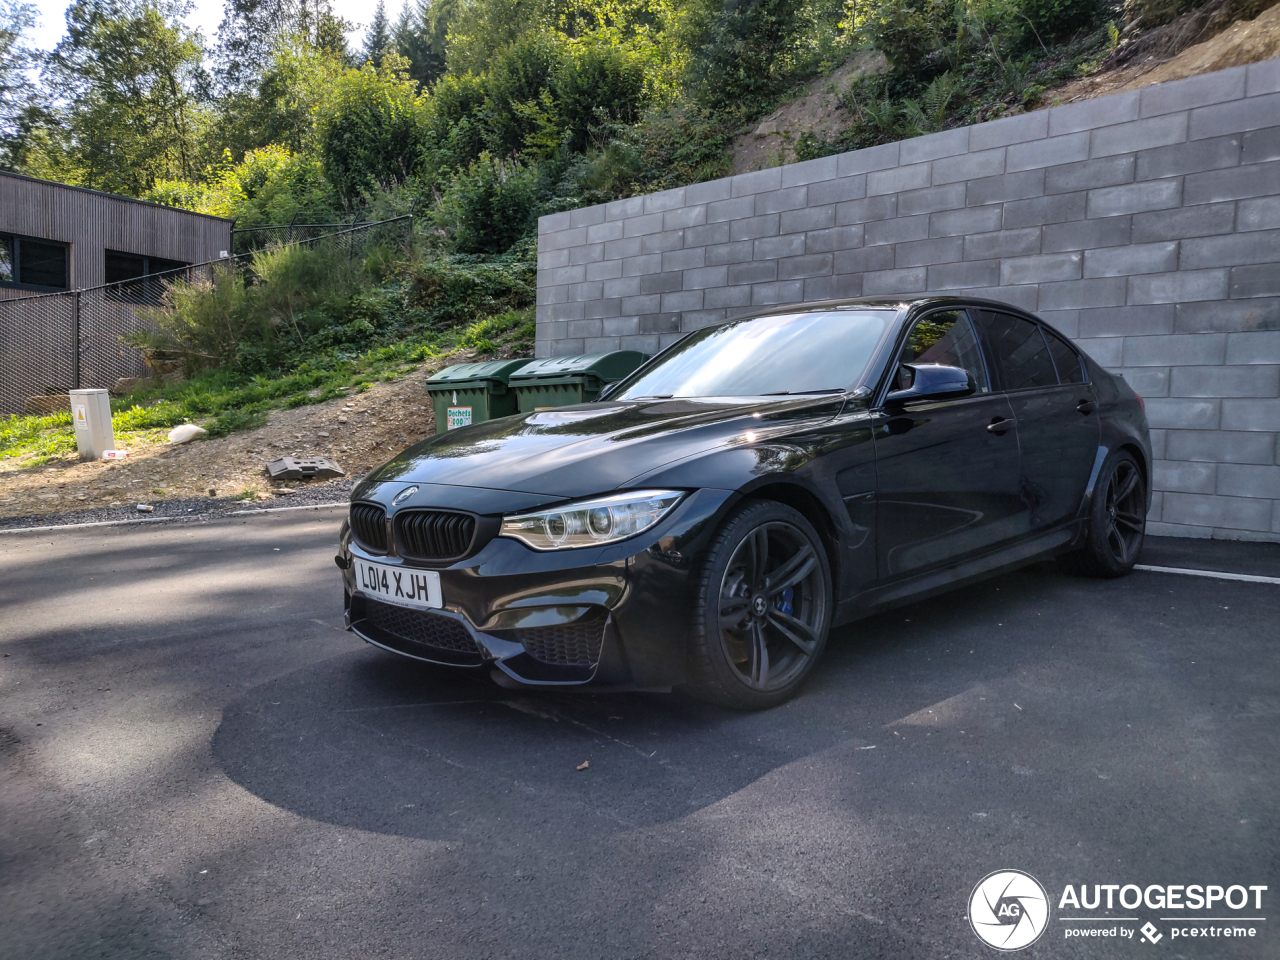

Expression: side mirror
xmin=885 ymin=363 xmax=976 ymax=405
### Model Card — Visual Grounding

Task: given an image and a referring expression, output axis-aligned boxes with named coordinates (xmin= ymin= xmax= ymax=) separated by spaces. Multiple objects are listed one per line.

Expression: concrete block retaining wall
xmin=537 ymin=60 xmax=1280 ymax=541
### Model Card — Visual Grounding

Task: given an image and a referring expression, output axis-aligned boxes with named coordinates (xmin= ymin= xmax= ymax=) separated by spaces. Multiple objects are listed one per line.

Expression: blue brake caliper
xmin=775 ymin=587 xmax=794 ymax=618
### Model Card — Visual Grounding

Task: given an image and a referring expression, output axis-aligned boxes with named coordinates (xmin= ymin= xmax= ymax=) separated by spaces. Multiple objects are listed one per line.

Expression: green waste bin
xmin=424 ymin=358 xmax=534 ymax=434
xmin=509 ymin=352 xmax=649 ymax=413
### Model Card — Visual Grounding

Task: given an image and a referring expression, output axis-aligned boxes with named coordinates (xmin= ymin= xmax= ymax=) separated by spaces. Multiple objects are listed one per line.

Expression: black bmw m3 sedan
xmin=337 ymin=296 xmax=1151 ymax=708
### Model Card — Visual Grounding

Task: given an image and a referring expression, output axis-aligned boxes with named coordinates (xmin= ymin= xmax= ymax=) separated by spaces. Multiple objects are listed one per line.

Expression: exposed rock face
xmin=731 ymin=51 xmax=889 ymax=175
xmin=1041 ymin=0 xmax=1279 ymax=104
xmin=1122 ymin=0 xmax=1280 ymax=84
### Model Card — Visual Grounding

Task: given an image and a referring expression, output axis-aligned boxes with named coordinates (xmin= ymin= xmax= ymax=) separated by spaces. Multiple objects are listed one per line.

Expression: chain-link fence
xmin=231 ymin=214 xmax=414 ymax=254
xmin=0 ymin=215 xmax=413 ymax=416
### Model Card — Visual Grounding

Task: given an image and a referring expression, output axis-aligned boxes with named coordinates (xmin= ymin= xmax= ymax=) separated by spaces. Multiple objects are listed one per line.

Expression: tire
xmin=686 ymin=500 xmax=832 ymax=709
xmin=1058 ymin=449 xmax=1147 ymax=578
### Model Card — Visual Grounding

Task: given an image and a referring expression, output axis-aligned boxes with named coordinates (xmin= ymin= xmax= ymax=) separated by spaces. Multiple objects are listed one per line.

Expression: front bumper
xmin=338 ymin=487 xmax=735 ymax=687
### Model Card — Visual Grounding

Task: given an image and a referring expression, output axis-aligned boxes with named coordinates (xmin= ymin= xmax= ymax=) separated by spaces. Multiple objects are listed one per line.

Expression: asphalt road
xmin=1 ymin=507 xmax=1277 ymax=960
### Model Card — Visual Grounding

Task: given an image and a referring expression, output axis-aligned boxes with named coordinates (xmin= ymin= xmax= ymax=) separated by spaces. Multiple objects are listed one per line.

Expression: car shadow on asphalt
xmin=211 ymin=561 xmax=1086 ymax=842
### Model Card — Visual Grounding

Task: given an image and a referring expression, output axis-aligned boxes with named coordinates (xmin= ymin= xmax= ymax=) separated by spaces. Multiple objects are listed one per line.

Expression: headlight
xmin=500 ymin=490 xmax=684 ymax=551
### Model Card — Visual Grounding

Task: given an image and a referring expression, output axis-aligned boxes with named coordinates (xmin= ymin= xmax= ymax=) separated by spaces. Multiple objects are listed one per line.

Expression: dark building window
xmin=0 ymin=233 xmax=69 ymax=290
xmin=105 ymin=249 xmax=188 ymax=284
xmin=105 ymin=249 xmax=189 ymax=302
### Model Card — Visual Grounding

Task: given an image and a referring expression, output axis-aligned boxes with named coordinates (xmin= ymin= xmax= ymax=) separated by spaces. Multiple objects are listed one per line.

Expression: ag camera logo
xmin=969 ymin=870 xmax=1050 ymax=951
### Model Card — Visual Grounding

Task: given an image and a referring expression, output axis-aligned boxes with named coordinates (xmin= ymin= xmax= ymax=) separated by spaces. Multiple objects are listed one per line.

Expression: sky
xmin=27 ymin=0 xmax=386 ymax=52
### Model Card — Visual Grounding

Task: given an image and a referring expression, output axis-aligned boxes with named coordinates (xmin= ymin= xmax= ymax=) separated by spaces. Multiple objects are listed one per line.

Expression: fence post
xmin=349 ymin=214 xmax=358 ymax=261
xmin=72 ymin=290 xmax=81 ymax=391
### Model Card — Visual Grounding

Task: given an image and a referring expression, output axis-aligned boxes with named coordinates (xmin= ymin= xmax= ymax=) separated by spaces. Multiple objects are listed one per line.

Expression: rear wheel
xmin=1059 ymin=450 xmax=1146 ymax=578
xmin=687 ymin=500 xmax=832 ymax=709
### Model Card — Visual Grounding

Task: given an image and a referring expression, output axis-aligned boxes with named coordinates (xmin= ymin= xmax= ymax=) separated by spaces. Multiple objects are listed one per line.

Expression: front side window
xmin=894 ymin=310 xmax=990 ymax=393
xmin=0 ymin=233 xmax=68 ymax=290
xmin=974 ymin=311 xmax=1058 ymax=390
xmin=612 ymin=310 xmax=895 ymax=400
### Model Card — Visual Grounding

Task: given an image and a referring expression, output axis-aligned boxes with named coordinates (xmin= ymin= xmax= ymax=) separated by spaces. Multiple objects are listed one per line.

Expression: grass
xmin=0 ymin=306 xmax=535 ymax=468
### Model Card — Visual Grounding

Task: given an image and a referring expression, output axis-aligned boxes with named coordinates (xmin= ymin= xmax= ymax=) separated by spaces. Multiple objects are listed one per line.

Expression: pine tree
xmin=391 ymin=0 xmax=446 ymax=87
xmin=363 ymin=1 xmax=391 ymax=65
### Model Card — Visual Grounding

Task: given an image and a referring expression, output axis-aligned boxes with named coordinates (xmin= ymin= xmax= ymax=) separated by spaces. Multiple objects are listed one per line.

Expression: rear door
xmin=971 ymin=310 xmax=1100 ymax=530
xmin=871 ymin=309 xmax=1024 ymax=579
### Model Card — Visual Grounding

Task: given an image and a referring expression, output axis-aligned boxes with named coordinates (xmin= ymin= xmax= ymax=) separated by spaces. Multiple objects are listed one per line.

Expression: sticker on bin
xmin=446 ymin=406 xmax=473 ymax=429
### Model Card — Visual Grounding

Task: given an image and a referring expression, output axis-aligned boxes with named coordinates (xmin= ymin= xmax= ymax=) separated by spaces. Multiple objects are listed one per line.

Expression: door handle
xmin=1076 ymin=399 xmax=1098 ymax=415
xmin=987 ymin=417 xmax=1015 ymax=435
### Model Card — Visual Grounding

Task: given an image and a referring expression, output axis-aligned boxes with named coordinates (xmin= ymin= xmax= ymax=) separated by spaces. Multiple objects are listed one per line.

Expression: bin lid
xmin=508 ymin=351 xmax=648 ymax=384
xmin=424 ymin=358 xmax=534 ymax=389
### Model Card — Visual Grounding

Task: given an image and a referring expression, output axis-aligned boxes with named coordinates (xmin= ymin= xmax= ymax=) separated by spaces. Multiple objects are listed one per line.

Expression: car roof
xmin=724 ymin=295 xmax=1044 ymax=324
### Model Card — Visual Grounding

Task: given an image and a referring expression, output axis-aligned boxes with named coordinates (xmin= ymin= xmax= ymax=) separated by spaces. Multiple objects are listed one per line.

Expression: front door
xmin=971 ymin=310 xmax=1101 ymax=530
xmin=873 ymin=310 xmax=1025 ymax=580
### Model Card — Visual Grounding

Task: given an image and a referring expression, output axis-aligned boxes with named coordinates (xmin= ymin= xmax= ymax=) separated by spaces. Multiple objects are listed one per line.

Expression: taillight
xmin=1133 ymin=390 xmax=1145 ymax=412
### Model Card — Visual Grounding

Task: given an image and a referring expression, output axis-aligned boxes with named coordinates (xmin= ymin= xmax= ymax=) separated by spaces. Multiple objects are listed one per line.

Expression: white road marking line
xmin=1135 ymin=564 xmax=1280 ymax=585
xmin=0 ymin=516 xmax=187 ymax=534
xmin=0 ymin=501 xmax=348 ymax=535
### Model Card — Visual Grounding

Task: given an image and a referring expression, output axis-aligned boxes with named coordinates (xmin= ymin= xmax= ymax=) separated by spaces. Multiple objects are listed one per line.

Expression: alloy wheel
xmin=717 ymin=521 xmax=827 ymax=692
xmin=1103 ymin=459 xmax=1145 ymax=566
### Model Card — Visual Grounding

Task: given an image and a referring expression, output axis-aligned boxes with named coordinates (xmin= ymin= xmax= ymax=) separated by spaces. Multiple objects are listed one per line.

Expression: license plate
xmin=354 ymin=558 xmax=442 ymax=610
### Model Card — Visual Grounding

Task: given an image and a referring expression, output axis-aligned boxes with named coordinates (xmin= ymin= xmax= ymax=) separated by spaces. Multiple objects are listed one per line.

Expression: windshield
xmin=613 ymin=310 xmax=894 ymax=400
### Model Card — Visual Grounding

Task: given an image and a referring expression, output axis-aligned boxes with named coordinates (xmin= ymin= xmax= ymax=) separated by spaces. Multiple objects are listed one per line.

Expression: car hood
xmin=355 ymin=395 xmax=849 ymax=501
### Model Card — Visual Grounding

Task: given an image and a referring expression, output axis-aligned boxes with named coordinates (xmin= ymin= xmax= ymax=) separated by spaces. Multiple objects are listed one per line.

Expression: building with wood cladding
xmin=0 ymin=170 xmax=232 ymax=298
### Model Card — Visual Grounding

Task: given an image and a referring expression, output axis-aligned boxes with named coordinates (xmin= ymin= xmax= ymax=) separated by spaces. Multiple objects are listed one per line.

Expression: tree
xmin=41 ymin=0 xmax=208 ymax=194
xmin=391 ymin=0 xmax=447 ymax=87
xmin=210 ymin=35 xmax=345 ymax=159
xmin=215 ymin=0 xmax=350 ymax=90
xmin=0 ymin=0 xmax=40 ymax=165
xmin=363 ymin=0 xmax=390 ymax=64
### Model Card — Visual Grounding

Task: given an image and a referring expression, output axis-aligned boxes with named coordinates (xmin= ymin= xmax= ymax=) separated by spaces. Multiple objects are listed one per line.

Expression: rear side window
xmin=974 ymin=311 xmax=1057 ymax=390
xmin=1043 ymin=328 xmax=1086 ymax=383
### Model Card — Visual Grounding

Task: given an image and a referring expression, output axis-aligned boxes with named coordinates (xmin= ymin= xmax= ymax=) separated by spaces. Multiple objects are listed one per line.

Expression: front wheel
xmin=1059 ymin=449 xmax=1146 ymax=578
xmin=687 ymin=500 xmax=832 ymax=709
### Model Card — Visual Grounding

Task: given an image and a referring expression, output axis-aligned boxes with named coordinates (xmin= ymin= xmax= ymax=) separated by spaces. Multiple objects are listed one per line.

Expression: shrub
xmin=422 ymin=72 xmax=490 ymax=181
xmin=406 ymin=254 xmax=535 ymax=328
xmin=630 ymin=106 xmax=732 ymax=190
xmin=315 ymin=54 xmax=430 ymax=203
xmin=693 ymin=0 xmax=812 ymax=110
xmin=131 ymin=265 xmax=265 ymax=376
xmin=147 ymin=146 xmax=338 ymax=230
xmin=842 ymin=0 xmax=953 ymax=75
xmin=250 ymin=242 xmax=363 ymax=333
xmin=432 ymin=155 xmax=542 ymax=254
xmin=1016 ymin=0 xmax=1100 ymax=37
xmin=556 ymin=38 xmax=648 ymax=152
xmin=482 ymin=32 xmax=567 ymax=156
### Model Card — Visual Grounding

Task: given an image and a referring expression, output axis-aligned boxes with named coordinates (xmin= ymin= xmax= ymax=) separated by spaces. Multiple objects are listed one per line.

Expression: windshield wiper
xmin=758 ymin=388 xmax=845 ymax=396
xmin=629 ymin=394 xmax=674 ymax=399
